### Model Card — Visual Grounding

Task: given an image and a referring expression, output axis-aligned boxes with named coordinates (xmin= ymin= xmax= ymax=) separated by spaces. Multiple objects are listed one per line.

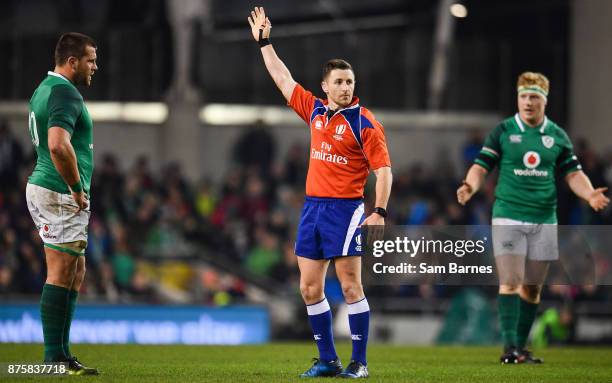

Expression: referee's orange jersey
xmin=289 ymin=84 xmax=391 ymax=199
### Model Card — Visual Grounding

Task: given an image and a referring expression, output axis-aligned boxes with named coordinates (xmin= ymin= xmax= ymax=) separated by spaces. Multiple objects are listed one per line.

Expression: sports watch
xmin=373 ymin=207 xmax=387 ymax=218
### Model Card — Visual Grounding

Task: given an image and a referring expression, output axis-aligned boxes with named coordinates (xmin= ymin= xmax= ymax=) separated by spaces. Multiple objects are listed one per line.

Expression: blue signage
xmin=0 ymin=305 xmax=269 ymax=345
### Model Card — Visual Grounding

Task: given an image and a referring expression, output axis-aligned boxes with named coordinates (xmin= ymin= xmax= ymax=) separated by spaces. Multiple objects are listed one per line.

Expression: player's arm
xmin=48 ymin=128 xmax=87 ymax=211
xmin=48 ymin=127 xmax=80 ymax=188
xmin=361 ymin=166 xmax=392 ymax=247
xmin=361 ymin=166 xmax=392 ymax=225
xmin=47 ymin=85 xmax=88 ymax=211
xmin=248 ymin=7 xmax=296 ymax=102
xmin=565 ymin=171 xmax=609 ymax=211
xmin=457 ymin=164 xmax=488 ymax=206
xmin=368 ymin=166 xmax=392 ymax=222
xmin=558 ymin=131 xmax=609 ymax=211
xmin=457 ymin=125 xmax=503 ymax=206
xmin=361 ymin=120 xmax=393 ymax=226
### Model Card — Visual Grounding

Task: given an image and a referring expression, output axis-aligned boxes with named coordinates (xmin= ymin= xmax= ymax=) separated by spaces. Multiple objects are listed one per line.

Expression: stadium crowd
xmin=1 ymin=120 xmax=611 ymax=307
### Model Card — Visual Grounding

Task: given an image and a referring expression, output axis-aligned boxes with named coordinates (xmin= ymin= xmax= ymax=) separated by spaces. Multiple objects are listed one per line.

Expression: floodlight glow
xmin=450 ymin=3 xmax=468 ymax=18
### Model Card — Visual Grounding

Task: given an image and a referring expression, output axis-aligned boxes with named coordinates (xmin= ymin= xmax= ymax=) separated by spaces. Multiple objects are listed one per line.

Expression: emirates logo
xmin=523 ymin=151 xmax=541 ymax=169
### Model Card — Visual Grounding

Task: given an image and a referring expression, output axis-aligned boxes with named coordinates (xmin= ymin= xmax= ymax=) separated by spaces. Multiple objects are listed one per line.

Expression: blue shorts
xmin=295 ymin=197 xmax=365 ymax=260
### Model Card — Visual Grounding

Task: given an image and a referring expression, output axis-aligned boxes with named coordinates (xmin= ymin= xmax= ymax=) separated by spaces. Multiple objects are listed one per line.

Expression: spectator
xmin=0 ymin=121 xmax=24 ymax=192
xmin=1 ymin=136 xmax=610 ymax=307
xmin=244 ymin=228 xmax=281 ymax=277
xmin=232 ymin=119 xmax=277 ymax=178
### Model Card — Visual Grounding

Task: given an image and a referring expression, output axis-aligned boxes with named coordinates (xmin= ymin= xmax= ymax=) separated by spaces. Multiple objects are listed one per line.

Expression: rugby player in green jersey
xmin=457 ymin=72 xmax=609 ymax=364
xmin=25 ymin=32 xmax=99 ymax=375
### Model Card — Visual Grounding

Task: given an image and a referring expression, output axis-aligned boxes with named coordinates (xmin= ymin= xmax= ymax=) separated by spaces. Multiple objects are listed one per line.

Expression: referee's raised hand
xmin=248 ymin=7 xmax=271 ymax=42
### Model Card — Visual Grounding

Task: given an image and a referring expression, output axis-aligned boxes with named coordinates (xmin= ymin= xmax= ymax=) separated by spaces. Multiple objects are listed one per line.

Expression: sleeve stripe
xmin=559 ymin=159 xmax=581 ymax=175
xmin=561 ymin=166 xmax=582 ymax=177
xmin=480 ymin=150 xmax=497 ymax=159
xmin=47 ymin=122 xmax=74 ymax=135
xmin=482 ymin=147 xmax=499 ymax=158
xmin=474 ymin=159 xmax=491 ymax=171
xmin=475 ymin=152 xmax=498 ymax=170
xmin=557 ymin=155 xmax=577 ymax=168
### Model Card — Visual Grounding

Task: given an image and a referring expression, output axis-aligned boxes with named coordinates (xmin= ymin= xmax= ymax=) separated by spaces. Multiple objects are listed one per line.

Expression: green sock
xmin=63 ymin=290 xmax=79 ymax=358
xmin=498 ymin=294 xmax=520 ymax=349
xmin=517 ymin=298 xmax=539 ymax=350
xmin=40 ymin=284 xmax=69 ymax=362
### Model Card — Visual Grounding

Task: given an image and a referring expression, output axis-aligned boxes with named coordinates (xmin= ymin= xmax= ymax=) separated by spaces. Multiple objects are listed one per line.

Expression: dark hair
xmin=322 ymin=59 xmax=353 ymax=80
xmin=54 ymin=32 xmax=97 ymax=66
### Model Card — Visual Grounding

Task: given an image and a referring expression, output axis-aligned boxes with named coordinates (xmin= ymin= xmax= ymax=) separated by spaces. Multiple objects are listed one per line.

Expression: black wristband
xmin=258 ymin=29 xmax=271 ymax=47
xmin=374 ymin=207 xmax=387 ymax=218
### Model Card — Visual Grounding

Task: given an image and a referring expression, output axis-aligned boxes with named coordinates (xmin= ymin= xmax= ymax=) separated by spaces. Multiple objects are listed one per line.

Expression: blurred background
xmin=1 ymin=0 xmax=612 ymax=346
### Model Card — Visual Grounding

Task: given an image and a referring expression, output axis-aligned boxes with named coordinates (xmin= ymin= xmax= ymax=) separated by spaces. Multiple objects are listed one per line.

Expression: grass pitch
xmin=1 ymin=343 xmax=611 ymax=382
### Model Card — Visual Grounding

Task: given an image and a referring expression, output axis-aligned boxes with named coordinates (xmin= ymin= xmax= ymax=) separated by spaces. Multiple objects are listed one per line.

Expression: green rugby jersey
xmin=475 ymin=114 xmax=581 ymax=224
xmin=27 ymin=71 xmax=94 ymax=195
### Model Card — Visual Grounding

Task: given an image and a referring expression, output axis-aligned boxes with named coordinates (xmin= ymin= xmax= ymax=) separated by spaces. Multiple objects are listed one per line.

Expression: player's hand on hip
xmin=248 ymin=7 xmax=271 ymax=42
xmin=72 ymin=190 xmax=89 ymax=212
xmin=588 ymin=187 xmax=609 ymax=211
xmin=361 ymin=213 xmax=385 ymax=248
xmin=456 ymin=182 xmax=474 ymax=206
xmin=361 ymin=213 xmax=384 ymax=227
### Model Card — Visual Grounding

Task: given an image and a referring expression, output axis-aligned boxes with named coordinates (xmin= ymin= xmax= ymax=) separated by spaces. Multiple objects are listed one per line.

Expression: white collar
xmin=326 ymin=102 xmax=360 ymax=113
xmin=514 ymin=113 xmax=548 ymax=133
xmin=47 ymin=71 xmax=71 ymax=83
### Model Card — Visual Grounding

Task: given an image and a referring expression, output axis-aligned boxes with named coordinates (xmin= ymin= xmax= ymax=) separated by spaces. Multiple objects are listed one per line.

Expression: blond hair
xmin=517 ymin=72 xmax=549 ymax=98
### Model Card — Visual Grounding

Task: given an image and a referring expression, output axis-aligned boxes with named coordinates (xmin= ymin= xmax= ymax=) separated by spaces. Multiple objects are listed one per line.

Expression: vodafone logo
xmin=515 ymin=151 xmax=548 ymax=177
xmin=523 ymin=151 xmax=541 ymax=169
xmin=355 ymin=234 xmax=362 ymax=246
xmin=41 ymin=224 xmax=57 ymax=239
